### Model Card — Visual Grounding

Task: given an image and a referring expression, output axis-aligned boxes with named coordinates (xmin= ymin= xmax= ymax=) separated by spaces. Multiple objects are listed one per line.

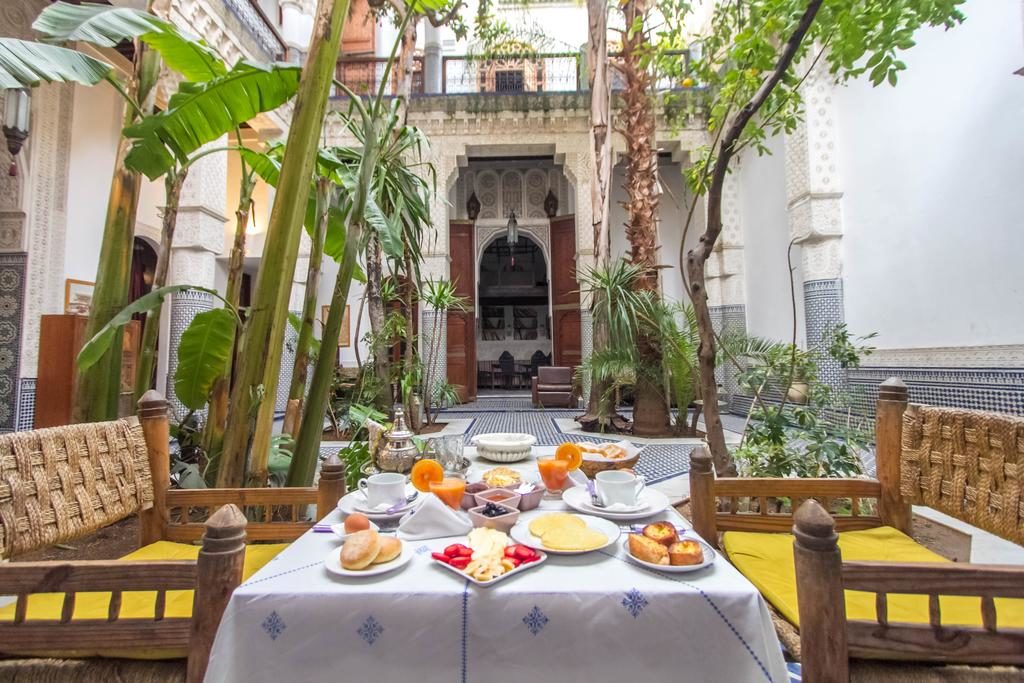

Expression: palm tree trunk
xmin=365 ymin=232 xmax=391 ymax=410
xmin=73 ymin=43 xmax=157 ymax=422
xmin=218 ymin=0 xmax=351 ymax=488
xmin=285 ymin=177 xmax=330 ymax=436
xmin=202 ymin=174 xmax=254 ymax=477
xmin=619 ymin=0 xmax=669 ymax=436
xmin=134 ymin=169 xmax=186 ymax=401
xmin=401 ymin=250 xmax=416 ymax=422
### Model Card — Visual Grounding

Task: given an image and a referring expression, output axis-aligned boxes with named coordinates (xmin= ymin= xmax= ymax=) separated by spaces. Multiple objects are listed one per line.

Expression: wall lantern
xmin=506 ymin=210 xmax=519 ymax=267
xmin=466 ymin=192 xmax=480 ymax=220
xmin=3 ymin=89 xmax=31 ymax=177
xmin=544 ymin=189 xmax=558 ymax=218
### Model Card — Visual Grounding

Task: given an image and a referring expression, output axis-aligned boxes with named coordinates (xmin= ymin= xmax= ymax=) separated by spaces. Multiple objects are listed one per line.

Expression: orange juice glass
xmin=537 ymin=456 xmax=569 ymax=492
xmin=429 ymin=477 xmax=467 ymax=510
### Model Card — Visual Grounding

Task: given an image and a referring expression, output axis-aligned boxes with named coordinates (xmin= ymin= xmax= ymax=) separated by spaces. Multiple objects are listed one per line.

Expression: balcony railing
xmin=333 ymin=50 xmax=691 ymax=97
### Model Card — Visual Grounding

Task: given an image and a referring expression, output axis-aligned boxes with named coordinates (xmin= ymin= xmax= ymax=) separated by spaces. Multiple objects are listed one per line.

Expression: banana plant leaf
xmin=124 ymin=60 xmax=301 ymax=180
xmin=174 ymin=307 xmax=238 ymax=411
xmin=77 ymin=284 xmax=224 ymax=371
xmin=0 ymin=38 xmax=113 ymax=89
xmin=32 ymin=2 xmax=225 ymax=82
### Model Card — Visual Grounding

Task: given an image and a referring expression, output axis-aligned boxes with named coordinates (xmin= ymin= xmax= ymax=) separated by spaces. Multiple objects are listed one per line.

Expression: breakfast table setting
xmin=203 ymin=430 xmax=789 ymax=682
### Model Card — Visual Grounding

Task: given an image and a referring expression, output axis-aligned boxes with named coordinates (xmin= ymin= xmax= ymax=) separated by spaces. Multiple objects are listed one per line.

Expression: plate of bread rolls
xmin=624 ymin=522 xmax=715 ymax=573
xmin=325 ymin=529 xmax=413 ymax=577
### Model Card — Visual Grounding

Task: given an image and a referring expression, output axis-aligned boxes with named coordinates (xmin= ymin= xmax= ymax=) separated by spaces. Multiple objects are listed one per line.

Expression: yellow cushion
xmin=723 ymin=526 xmax=1024 ymax=629
xmin=0 ymin=541 xmax=287 ymax=659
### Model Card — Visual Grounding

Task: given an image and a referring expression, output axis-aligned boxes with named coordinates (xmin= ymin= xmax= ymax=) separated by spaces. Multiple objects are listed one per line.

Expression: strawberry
xmin=504 ymin=556 xmax=522 ymax=568
xmin=431 ymin=552 xmax=452 ymax=564
xmin=513 ymin=545 xmax=536 ymax=561
xmin=457 ymin=545 xmax=474 ymax=558
xmin=449 ymin=556 xmax=471 ymax=570
xmin=444 ymin=544 xmax=470 ymax=558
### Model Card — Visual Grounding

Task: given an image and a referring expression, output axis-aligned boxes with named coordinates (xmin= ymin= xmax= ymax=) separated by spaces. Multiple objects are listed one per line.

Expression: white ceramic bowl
xmin=471 ymin=432 xmax=536 ymax=463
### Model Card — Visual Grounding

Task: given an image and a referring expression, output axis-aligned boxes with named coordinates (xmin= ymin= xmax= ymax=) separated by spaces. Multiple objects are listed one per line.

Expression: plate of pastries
xmin=624 ymin=522 xmax=715 ymax=573
xmin=510 ymin=511 xmax=620 ymax=555
xmin=325 ymin=529 xmax=413 ymax=577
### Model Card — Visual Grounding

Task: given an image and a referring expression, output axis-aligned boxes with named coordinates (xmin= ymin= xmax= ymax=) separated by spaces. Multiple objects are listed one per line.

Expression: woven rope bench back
xmin=900 ymin=403 xmax=1024 ymax=546
xmin=0 ymin=418 xmax=153 ymax=559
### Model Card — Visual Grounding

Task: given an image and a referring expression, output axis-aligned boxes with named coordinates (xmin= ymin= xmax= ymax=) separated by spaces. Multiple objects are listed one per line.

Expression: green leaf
xmin=174 ymin=307 xmax=238 ymax=410
xmin=77 ymin=284 xmax=223 ymax=371
xmin=32 ymin=2 xmax=225 ymax=82
xmin=0 ymin=38 xmax=113 ymax=89
xmin=238 ymin=147 xmax=283 ymax=187
xmin=123 ymin=61 xmax=301 ymax=179
xmin=369 ymin=197 xmax=403 ymax=260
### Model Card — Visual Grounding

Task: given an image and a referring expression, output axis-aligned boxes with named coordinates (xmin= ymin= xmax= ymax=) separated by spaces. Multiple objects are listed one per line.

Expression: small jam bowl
xmin=515 ymin=483 xmax=545 ymax=511
xmin=468 ymin=503 xmax=520 ymax=533
xmin=462 ymin=481 xmax=489 ymax=510
xmin=474 ymin=487 xmax=522 ymax=510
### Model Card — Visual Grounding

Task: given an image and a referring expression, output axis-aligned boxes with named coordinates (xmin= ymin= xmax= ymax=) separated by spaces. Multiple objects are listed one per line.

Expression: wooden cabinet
xmin=35 ymin=314 xmax=140 ymax=428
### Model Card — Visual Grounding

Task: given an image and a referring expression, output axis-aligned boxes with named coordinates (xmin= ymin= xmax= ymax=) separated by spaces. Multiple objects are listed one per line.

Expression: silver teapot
xmin=376 ymin=406 xmax=419 ymax=473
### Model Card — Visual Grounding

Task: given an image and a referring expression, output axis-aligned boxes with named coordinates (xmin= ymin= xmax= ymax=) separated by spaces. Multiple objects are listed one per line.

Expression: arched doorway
xmin=477 ymin=234 xmax=551 ymax=391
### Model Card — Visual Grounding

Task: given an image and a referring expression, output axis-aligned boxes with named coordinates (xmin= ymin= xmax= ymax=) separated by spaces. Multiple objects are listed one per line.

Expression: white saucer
xmin=324 ymin=542 xmax=414 ymax=578
xmin=328 ymin=521 xmax=380 ymax=540
xmin=562 ymin=486 xmax=670 ymax=520
xmin=338 ymin=488 xmax=424 ymax=519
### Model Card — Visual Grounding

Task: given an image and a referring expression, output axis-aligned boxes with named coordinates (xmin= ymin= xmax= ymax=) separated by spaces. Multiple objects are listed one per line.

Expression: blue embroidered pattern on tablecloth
xmin=522 ymin=606 xmax=549 ymax=635
xmin=622 ymin=588 xmax=648 ymax=618
xmin=358 ymin=616 xmax=384 ymax=645
xmin=262 ymin=611 xmax=286 ymax=640
xmin=416 ymin=544 xmax=431 ymax=555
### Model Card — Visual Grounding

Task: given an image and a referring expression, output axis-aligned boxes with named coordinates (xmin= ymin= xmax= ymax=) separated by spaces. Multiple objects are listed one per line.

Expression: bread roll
xmin=669 ymin=540 xmax=704 ymax=566
xmin=642 ymin=521 xmax=678 ymax=546
xmin=372 ymin=536 xmax=403 ymax=564
xmin=628 ymin=533 xmax=669 ymax=565
xmin=341 ymin=529 xmax=381 ymax=570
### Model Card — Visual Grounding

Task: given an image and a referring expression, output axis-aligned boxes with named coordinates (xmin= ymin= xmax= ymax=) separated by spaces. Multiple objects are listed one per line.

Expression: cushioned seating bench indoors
xmin=689 ymin=379 xmax=1024 ymax=682
xmin=0 ymin=391 xmax=345 ymax=682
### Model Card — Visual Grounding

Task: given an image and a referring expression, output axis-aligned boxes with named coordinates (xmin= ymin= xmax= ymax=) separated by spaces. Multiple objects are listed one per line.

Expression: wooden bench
xmin=0 ymin=390 xmax=346 ymax=682
xmin=689 ymin=378 xmax=1024 ymax=680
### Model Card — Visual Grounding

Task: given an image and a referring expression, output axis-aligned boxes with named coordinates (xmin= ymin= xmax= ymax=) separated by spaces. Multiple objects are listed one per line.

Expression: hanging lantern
xmin=3 ymin=89 xmax=31 ymax=177
xmin=466 ymin=192 xmax=481 ymax=220
xmin=544 ymin=189 xmax=559 ymax=218
xmin=506 ymin=210 xmax=519 ymax=267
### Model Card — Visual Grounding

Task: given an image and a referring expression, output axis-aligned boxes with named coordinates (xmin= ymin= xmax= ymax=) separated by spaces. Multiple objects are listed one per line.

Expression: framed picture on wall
xmin=321 ymin=305 xmax=352 ymax=347
xmin=64 ymin=279 xmax=94 ymax=316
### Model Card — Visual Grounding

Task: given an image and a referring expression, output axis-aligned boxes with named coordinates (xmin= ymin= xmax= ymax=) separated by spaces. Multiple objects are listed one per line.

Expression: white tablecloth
xmin=206 ymin=489 xmax=788 ymax=682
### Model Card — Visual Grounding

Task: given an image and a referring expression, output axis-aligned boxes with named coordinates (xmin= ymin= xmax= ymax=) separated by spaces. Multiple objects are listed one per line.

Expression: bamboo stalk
xmin=218 ymin=0 xmax=351 ymax=488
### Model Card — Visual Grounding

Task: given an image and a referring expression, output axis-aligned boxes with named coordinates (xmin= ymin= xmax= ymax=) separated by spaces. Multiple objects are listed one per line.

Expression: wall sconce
xmin=3 ymin=89 xmax=31 ymax=177
xmin=466 ymin=192 xmax=480 ymax=221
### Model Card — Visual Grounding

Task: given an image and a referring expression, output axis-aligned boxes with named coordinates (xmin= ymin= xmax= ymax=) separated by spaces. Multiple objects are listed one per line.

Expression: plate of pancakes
xmin=509 ymin=511 xmax=620 ymax=555
xmin=325 ymin=529 xmax=414 ymax=578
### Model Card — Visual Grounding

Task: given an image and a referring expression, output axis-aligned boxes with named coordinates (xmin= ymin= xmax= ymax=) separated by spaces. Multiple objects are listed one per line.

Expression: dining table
xmin=204 ymin=451 xmax=789 ymax=682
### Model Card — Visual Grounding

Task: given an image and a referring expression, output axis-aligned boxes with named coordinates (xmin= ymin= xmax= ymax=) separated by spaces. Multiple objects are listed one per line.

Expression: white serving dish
xmin=509 ymin=511 xmax=621 ymax=555
xmin=562 ymin=486 xmax=671 ymax=521
xmin=471 ymin=432 xmax=536 ymax=463
xmin=324 ymin=541 xmax=414 ymax=578
xmin=431 ymin=547 xmax=547 ymax=587
xmin=579 ymin=440 xmax=644 ymax=462
xmin=621 ymin=536 xmax=716 ymax=573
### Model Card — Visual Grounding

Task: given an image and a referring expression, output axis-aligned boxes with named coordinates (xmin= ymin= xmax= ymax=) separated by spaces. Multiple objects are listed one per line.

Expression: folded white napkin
xmin=397 ymin=494 xmax=472 ymax=541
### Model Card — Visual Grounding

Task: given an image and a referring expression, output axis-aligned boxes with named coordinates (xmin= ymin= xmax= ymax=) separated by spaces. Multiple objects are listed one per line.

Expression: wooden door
xmin=550 ymin=216 xmax=581 ymax=368
xmin=447 ymin=221 xmax=477 ymax=402
xmin=341 ymin=0 xmax=375 ymax=55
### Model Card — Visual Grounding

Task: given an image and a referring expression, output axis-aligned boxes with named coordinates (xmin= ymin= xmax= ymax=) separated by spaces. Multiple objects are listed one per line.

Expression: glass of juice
xmin=537 ymin=456 xmax=569 ymax=496
xmin=429 ymin=475 xmax=467 ymax=510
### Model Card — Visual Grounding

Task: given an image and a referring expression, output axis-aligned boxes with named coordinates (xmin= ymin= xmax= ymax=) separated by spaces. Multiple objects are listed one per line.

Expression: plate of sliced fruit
xmin=430 ymin=527 xmax=546 ymax=587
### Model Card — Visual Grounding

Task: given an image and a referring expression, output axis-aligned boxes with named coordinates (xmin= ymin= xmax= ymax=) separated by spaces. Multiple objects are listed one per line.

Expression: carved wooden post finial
xmin=689 ymin=447 xmax=719 ymax=548
xmin=317 ymin=452 xmax=347 ymax=521
xmin=138 ymin=391 xmax=170 ymax=547
xmin=188 ymin=504 xmax=247 ymax=683
xmin=876 ymin=378 xmax=911 ymax=534
xmin=793 ymin=499 xmax=849 ymax=683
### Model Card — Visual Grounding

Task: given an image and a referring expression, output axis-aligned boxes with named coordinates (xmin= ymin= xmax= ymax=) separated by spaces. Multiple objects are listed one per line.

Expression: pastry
xmin=371 ymin=536 xmax=403 ymax=564
xmin=642 ymin=521 xmax=679 ymax=546
xmin=628 ymin=533 xmax=669 ymax=565
xmin=669 ymin=540 xmax=704 ymax=566
xmin=528 ymin=513 xmax=586 ymax=538
xmin=340 ymin=529 xmax=381 ymax=570
xmin=482 ymin=467 xmax=522 ymax=488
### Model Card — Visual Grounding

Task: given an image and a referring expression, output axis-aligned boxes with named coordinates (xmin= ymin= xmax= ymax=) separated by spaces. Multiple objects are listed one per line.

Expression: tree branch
xmin=425 ymin=0 xmax=464 ymax=27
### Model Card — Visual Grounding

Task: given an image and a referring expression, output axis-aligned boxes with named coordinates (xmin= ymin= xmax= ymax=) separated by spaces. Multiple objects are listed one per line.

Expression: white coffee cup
xmin=595 ymin=470 xmax=646 ymax=507
xmin=358 ymin=472 xmax=407 ymax=509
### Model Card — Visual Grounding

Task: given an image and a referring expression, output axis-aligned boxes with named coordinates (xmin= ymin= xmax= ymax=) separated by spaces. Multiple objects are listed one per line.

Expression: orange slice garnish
xmin=411 ymin=458 xmax=444 ymax=492
xmin=554 ymin=442 xmax=583 ymax=471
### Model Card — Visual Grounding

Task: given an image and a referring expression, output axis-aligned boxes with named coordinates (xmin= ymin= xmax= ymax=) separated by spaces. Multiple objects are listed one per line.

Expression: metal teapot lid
xmin=388 ymin=406 xmax=414 ymax=443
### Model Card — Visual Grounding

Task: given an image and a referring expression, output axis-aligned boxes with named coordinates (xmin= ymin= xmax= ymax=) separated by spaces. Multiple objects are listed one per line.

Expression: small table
xmin=205 ymin=457 xmax=788 ymax=682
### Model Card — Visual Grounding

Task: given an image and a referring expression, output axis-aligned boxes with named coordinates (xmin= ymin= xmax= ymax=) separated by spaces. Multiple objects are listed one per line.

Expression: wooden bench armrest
xmin=712 ymin=477 xmax=881 ymax=497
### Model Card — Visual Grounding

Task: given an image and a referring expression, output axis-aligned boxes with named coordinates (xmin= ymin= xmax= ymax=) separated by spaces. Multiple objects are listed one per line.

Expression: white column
xmin=423 ymin=22 xmax=443 ymax=94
